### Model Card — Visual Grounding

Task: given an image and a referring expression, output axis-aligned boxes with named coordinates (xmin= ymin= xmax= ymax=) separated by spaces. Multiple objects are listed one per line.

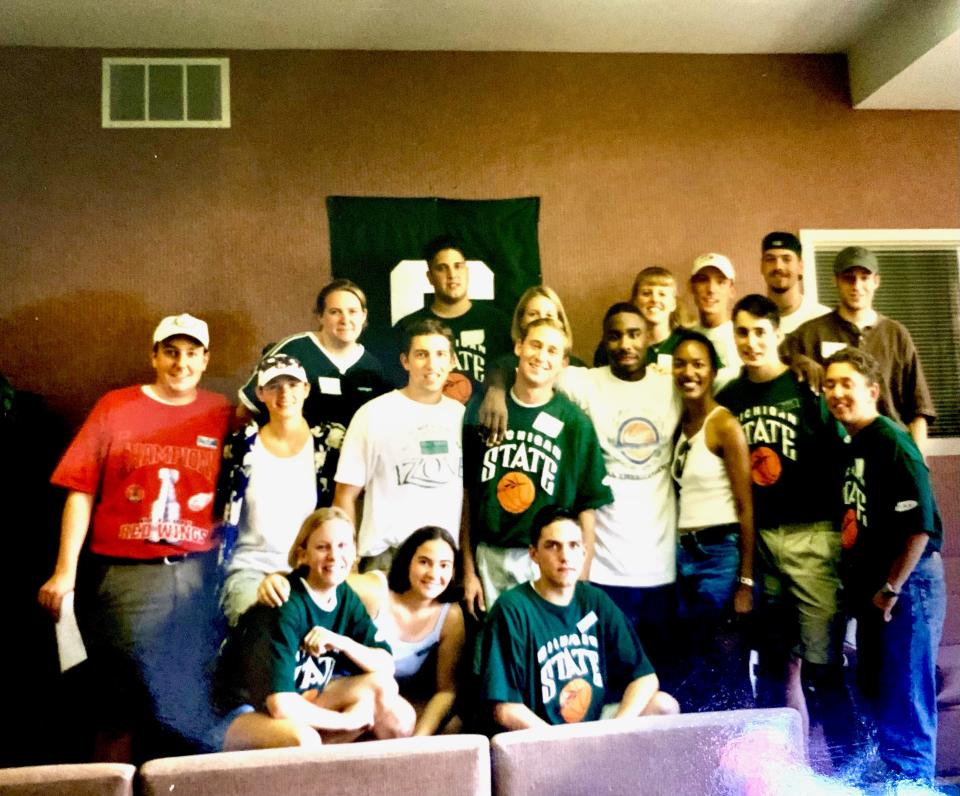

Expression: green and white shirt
xmin=464 ymin=390 xmax=612 ymax=549
xmin=840 ymin=415 xmax=942 ymax=605
xmin=480 ymin=582 xmax=653 ymax=726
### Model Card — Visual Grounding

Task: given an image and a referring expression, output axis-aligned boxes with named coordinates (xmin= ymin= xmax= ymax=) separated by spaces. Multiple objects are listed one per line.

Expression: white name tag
xmin=820 ymin=341 xmax=847 ymax=359
xmin=532 ymin=411 xmax=563 ymax=439
xmin=577 ymin=611 xmax=598 ymax=633
xmin=460 ymin=329 xmax=485 ymax=347
xmin=317 ymin=377 xmax=342 ymax=395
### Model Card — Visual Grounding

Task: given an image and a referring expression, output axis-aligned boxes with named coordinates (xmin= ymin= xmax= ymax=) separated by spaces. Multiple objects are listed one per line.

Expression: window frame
xmin=799 ymin=228 xmax=960 ymax=456
xmin=101 ymin=57 xmax=231 ymax=129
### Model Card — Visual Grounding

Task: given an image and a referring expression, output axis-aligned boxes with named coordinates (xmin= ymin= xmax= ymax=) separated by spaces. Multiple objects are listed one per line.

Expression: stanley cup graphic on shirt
xmin=149 ymin=467 xmax=181 ymax=542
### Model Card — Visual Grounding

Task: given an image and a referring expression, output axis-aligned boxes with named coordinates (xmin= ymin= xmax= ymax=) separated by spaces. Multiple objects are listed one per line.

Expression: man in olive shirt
xmin=785 ymin=246 xmax=935 ymax=451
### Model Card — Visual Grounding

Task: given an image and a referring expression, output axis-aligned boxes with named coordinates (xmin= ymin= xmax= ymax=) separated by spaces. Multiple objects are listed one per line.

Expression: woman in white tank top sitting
xmin=217 ymin=354 xmax=345 ymax=626
xmin=671 ymin=330 xmax=755 ymax=711
xmin=348 ymin=526 xmax=465 ymax=735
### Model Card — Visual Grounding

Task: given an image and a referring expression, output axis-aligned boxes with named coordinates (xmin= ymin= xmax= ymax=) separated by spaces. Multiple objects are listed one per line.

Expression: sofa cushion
xmin=0 ymin=763 xmax=135 ymax=796
xmin=491 ymin=708 xmax=803 ymax=796
xmin=139 ymin=734 xmax=490 ymax=796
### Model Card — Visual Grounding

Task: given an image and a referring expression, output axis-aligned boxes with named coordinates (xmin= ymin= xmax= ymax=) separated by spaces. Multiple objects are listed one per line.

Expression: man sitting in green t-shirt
xmin=478 ymin=507 xmax=678 ymax=730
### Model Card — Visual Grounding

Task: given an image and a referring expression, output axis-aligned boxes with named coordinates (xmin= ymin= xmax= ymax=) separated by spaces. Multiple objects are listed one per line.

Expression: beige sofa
xmin=0 ymin=709 xmax=808 ymax=796
xmin=0 ymin=762 xmax=135 ymax=796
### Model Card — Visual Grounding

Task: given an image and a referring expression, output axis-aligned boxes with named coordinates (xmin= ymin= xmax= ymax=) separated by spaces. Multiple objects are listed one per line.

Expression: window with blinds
xmin=805 ymin=236 xmax=960 ymax=439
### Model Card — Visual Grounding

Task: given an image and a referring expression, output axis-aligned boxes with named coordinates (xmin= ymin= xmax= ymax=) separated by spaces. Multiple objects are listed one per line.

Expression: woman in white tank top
xmin=348 ymin=526 xmax=465 ymax=735
xmin=671 ymin=331 xmax=755 ymax=711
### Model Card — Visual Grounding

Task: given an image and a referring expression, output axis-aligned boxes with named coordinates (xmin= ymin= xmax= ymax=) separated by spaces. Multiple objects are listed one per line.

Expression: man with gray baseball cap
xmin=784 ymin=246 xmax=935 ymax=450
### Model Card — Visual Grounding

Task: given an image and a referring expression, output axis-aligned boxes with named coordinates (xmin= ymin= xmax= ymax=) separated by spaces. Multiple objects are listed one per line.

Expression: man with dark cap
xmin=759 ymin=231 xmax=828 ymax=335
xmin=784 ymin=246 xmax=935 ymax=451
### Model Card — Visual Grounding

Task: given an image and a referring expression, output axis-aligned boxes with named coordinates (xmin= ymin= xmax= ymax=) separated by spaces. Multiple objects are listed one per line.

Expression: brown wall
xmin=2 ymin=49 xmax=959 ymax=520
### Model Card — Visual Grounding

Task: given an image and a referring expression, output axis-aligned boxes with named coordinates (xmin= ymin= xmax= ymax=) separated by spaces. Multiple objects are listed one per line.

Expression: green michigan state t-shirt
xmin=839 ymin=415 xmax=942 ymax=605
xmin=480 ymin=582 xmax=653 ymax=725
xmin=464 ymin=390 xmax=613 ymax=549
xmin=717 ymin=369 xmax=843 ymax=529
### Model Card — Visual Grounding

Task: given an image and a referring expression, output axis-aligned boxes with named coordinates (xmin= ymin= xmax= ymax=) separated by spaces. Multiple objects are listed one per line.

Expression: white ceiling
xmin=2 ymin=0 xmax=957 ymax=109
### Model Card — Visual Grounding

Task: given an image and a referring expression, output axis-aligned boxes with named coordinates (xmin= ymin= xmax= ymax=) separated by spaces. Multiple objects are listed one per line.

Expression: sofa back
xmin=0 ymin=762 xmax=135 ymax=796
xmin=491 ymin=708 xmax=804 ymax=796
xmin=138 ymin=734 xmax=491 ymax=796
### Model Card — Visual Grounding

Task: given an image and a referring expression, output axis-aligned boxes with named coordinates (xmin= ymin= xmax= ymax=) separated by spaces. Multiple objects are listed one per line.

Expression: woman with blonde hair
xmin=506 ymin=285 xmax=584 ymax=366
xmin=509 ymin=285 xmax=574 ymax=346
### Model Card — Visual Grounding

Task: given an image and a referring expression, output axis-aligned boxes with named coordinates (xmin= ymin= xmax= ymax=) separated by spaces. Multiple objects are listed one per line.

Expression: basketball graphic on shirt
xmin=841 ymin=508 xmax=858 ymax=550
xmin=750 ymin=446 xmax=782 ymax=486
xmin=559 ymin=677 xmax=593 ymax=723
xmin=497 ymin=471 xmax=536 ymax=514
xmin=443 ymin=371 xmax=473 ymax=404
xmin=616 ymin=417 xmax=659 ymax=465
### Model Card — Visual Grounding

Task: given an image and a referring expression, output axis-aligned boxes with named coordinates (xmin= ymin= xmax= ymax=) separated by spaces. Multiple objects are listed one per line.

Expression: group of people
xmin=35 ymin=231 xmax=945 ymax=787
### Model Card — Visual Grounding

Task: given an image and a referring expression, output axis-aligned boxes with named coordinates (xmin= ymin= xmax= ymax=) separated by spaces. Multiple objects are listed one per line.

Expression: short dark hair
xmin=824 ymin=347 xmax=883 ymax=387
xmin=672 ymin=328 xmax=721 ymax=372
xmin=387 ymin=526 xmax=460 ymax=601
xmin=529 ymin=505 xmax=581 ymax=547
xmin=732 ymin=294 xmax=781 ymax=329
xmin=400 ymin=317 xmax=456 ymax=356
xmin=602 ymin=301 xmax=643 ymax=332
xmin=422 ymin=234 xmax=465 ymax=265
xmin=315 ymin=278 xmax=368 ymax=315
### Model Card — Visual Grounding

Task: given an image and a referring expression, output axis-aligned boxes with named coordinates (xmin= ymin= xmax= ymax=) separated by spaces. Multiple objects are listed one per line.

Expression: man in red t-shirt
xmin=38 ymin=313 xmax=231 ymax=759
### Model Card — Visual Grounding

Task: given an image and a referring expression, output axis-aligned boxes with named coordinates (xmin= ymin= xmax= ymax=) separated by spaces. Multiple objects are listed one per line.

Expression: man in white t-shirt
xmin=690 ymin=253 xmax=741 ymax=389
xmin=481 ymin=304 xmax=681 ymax=670
xmin=555 ymin=303 xmax=681 ymax=673
xmin=759 ymin=231 xmax=829 ymax=335
xmin=334 ymin=318 xmax=465 ymax=572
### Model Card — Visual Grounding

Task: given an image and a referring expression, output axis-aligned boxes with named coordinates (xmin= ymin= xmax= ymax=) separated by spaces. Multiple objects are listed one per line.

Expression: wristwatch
xmin=737 ymin=576 xmax=755 ymax=588
xmin=880 ymin=581 xmax=900 ymax=598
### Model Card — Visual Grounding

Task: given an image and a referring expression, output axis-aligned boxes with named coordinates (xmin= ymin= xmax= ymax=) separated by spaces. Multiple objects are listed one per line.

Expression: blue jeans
xmin=674 ymin=528 xmax=752 ymax=712
xmin=676 ymin=526 xmax=739 ymax=621
xmin=591 ymin=581 xmax=676 ymax=681
xmin=855 ymin=551 xmax=946 ymax=784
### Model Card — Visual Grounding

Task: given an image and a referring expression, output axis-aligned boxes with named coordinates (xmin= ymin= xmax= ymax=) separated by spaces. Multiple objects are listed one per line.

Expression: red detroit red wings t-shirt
xmin=52 ymin=386 xmax=231 ymax=558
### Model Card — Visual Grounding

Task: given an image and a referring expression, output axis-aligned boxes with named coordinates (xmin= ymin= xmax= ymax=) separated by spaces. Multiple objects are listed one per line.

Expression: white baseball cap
xmin=257 ymin=354 xmax=308 ymax=386
xmin=691 ymin=253 xmax=735 ymax=281
xmin=152 ymin=313 xmax=209 ymax=348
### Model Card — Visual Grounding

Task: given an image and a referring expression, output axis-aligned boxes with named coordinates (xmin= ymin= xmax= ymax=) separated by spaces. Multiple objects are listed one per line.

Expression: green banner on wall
xmin=327 ymin=195 xmax=541 ymax=370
